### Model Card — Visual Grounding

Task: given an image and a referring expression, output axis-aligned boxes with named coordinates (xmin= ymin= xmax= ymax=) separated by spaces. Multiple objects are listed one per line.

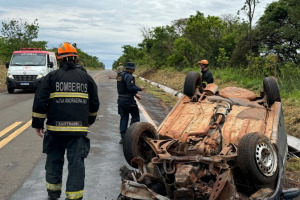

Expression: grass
xmin=135 ymin=78 xmax=178 ymax=107
xmin=286 ymin=157 xmax=300 ymax=183
xmin=0 ymin=65 xmax=7 ymax=88
xmin=287 ymin=157 xmax=300 ymax=171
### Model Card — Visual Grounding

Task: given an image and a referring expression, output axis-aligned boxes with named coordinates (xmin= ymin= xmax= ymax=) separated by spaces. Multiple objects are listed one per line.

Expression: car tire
xmin=263 ymin=76 xmax=281 ymax=106
xmin=183 ymin=71 xmax=202 ymax=97
xmin=123 ymin=122 xmax=159 ymax=168
xmin=238 ymin=132 xmax=278 ymax=185
xmin=7 ymin=87 xmax=14 ymax=94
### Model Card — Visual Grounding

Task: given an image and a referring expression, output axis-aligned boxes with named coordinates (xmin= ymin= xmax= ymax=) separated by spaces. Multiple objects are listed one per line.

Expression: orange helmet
xmin=57 ymin=42 xmax=78 ymax=60
xmin=198 ymin=60 xmax=209 ymax=65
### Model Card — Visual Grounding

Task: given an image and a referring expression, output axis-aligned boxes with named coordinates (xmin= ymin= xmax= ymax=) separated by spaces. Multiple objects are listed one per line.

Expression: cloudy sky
xmin=0 ymin=0 xmax=275 ymax=69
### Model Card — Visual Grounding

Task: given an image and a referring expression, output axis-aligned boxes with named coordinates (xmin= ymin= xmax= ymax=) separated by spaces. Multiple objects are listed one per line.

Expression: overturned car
xmin=119 ymin=72 xmax=299 ymax=200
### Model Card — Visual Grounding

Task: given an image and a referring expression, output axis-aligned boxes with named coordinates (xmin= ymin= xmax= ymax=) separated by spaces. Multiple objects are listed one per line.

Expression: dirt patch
xmin=136 ymin=68 xmax=186 ymax=92
xmin=282 ymin=100 xmax=300 ymax=138
xmin=0 ymin=87 xmax=7 ymax=93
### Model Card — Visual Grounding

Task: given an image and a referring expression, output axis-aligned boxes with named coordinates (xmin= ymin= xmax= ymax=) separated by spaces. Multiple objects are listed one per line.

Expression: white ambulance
xmin=6 ymin=48 xmax=57 ymax=93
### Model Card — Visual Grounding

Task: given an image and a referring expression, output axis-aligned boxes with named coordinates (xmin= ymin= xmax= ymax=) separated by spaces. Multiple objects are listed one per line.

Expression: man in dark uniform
xmin=117 ymin=62 xmax=144 ymax=144
xmin=198 ymin=59 xmax=213 ymax=88
xmin=32 ymin=42 xmax=99 ymax=200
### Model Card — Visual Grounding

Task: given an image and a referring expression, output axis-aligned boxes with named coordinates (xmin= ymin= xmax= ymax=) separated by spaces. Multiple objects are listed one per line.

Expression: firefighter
xmin=117 ymin=62 xmax=144 ymax=144
xmin=31 ymin=42 xmax=100 ymax=200
xmin=198 ymin=59 xmax=214 ymax=88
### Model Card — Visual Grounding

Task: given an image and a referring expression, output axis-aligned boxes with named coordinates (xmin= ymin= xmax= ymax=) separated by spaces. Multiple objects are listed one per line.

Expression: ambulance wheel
xmin=7 ymin=87 xmax=14 ymax=94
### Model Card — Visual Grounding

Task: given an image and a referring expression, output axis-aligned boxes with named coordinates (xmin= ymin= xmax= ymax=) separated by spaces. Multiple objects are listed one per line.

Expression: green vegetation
xmin=287 ymin=157 xmax=300 ymax=172
xmin=114 ymin=0 xmax=300 ymax=100
xmin=0 ymin=65 xmax=7 ymax=86
xmin=0 ymin=18 xmax=104 ymax=69
xmin=136 ymin=78 xmax=178 ymax=107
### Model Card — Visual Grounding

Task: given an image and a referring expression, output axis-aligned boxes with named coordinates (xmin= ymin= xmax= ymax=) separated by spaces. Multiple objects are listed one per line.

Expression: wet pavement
xmin=9 ymin=70 xmax=171 ymax=200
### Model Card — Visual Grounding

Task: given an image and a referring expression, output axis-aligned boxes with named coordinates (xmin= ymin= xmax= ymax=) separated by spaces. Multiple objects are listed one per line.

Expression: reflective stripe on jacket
xmin=32 ymin=62 xmax=100 ymax=136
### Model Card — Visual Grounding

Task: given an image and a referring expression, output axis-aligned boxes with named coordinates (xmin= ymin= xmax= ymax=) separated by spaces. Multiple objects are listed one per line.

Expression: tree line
xmin=0 ymin=19 xmax=104 ymax=69
xmin=113 ymin=0 xmax=299 ymax=84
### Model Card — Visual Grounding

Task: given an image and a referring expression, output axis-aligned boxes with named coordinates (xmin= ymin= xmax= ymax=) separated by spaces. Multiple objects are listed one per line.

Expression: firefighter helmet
xmin=57 ymin=42 xmax=78 ymax=60
xmin=198 ymin=60 xmax=209 ymax=65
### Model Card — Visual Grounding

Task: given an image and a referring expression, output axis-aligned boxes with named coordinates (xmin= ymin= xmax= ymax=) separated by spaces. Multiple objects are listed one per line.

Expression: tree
xmin=1 ymin=19 xmax=42 ymax=49
xmin=256 ymin=0 xmax=300 ymax=63
xmin=0 ymin=18 xmax=47 ymax=62
xmin=172 ymin=18 xmax=188 ymax=36
xmin=239 ymin=0 xmax=260 ymax=50
xmin=184 ymin=12 xmax=226 ymax=66
xmin=167 ymin=37 xmax=196 ymax=70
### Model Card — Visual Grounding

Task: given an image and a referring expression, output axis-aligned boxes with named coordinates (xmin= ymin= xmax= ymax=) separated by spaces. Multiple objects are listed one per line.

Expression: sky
xmin=0 ymin=0 xmax=275 ymax=69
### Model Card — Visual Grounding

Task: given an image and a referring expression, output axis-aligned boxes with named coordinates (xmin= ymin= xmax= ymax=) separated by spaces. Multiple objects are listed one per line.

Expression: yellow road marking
xmin=0 ymin=120 xmax=32 ymax=149
xmin=0 ymin=121 xmax=23 ymax=138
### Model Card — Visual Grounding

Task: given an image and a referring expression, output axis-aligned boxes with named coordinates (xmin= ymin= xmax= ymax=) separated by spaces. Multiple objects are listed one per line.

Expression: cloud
xmin=0 ymin=0 xmax=274 ymax=68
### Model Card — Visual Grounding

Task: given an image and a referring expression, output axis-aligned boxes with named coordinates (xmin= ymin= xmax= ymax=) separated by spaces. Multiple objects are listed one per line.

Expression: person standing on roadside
xmin=116 ymin=62 xmax=124 ymax=75
xmin=198 ymin=59 xmax=213 ymax=88
xmin=31 ymin=42 xmax=99 ymax=200
xmin=117 ymin=62 xmax=144 ymax=144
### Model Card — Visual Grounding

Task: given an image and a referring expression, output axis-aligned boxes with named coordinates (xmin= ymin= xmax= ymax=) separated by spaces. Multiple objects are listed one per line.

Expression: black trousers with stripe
xmin=43 ymin=132 xmax=90 ymax=199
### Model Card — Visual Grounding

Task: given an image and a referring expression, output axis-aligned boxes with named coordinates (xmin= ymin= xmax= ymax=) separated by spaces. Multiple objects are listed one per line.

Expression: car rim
xmin=255 ymin=139 xmax=277 ymax=177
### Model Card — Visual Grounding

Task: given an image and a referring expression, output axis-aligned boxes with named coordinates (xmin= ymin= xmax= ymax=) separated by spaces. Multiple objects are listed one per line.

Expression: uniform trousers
xmin=117 ymin=97 xmax=140 ymax=139
xmin=43 ymin=132 xmax=90 ymax=199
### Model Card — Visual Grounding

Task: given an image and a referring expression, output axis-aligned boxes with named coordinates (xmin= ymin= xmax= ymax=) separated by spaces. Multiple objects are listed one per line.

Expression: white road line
xmin=135 ymin=97 xmax=157 ymax=129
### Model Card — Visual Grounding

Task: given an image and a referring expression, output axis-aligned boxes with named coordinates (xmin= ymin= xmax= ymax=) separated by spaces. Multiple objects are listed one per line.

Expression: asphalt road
xmin=0 ymin=70 xmax=169 ymax=200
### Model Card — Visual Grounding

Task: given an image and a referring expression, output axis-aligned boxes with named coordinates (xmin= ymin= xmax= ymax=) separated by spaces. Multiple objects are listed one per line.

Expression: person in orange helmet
xmin=198 ymin=59 xmax=213 ymax=87
xmin=32 ymin=42 xmax=99 ymax=200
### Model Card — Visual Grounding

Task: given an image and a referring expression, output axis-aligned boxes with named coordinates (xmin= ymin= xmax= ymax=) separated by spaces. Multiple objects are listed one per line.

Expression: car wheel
xmin=263 ymin=76 xmax=281 ymax=106
xmin=183 ymin=71 xmax=202 ymax=97
xmin=123 ymin=122 xmax=159 ymax=168
xmin=7 ymin=87 xmax=14 ymax=94
xmin=238 ymin=132 xmax=278 ymax=185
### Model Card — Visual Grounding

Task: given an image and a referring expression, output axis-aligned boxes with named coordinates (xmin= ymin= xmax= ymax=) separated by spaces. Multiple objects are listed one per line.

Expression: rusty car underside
xmin=119 ymin=75 xmax=292 ymax=200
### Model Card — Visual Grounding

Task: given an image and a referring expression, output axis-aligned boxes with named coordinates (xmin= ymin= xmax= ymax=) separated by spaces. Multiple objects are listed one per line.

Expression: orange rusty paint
xmin=157 ymin=88 xmax=280 ymax=151
xmin=222 ymin=105 xmax=267 ymax=147
xmin=158 ymin=96 xmax=216 ymax=140
xmin=219 ymin=87 xmax=257 ymax=100
xmin=203 ymin=83 xmax=218 ymax=96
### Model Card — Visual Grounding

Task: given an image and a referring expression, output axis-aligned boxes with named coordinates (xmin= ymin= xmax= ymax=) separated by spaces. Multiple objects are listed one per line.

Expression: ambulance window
xmin=10 ymin=53 xmax=46 ymax=66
